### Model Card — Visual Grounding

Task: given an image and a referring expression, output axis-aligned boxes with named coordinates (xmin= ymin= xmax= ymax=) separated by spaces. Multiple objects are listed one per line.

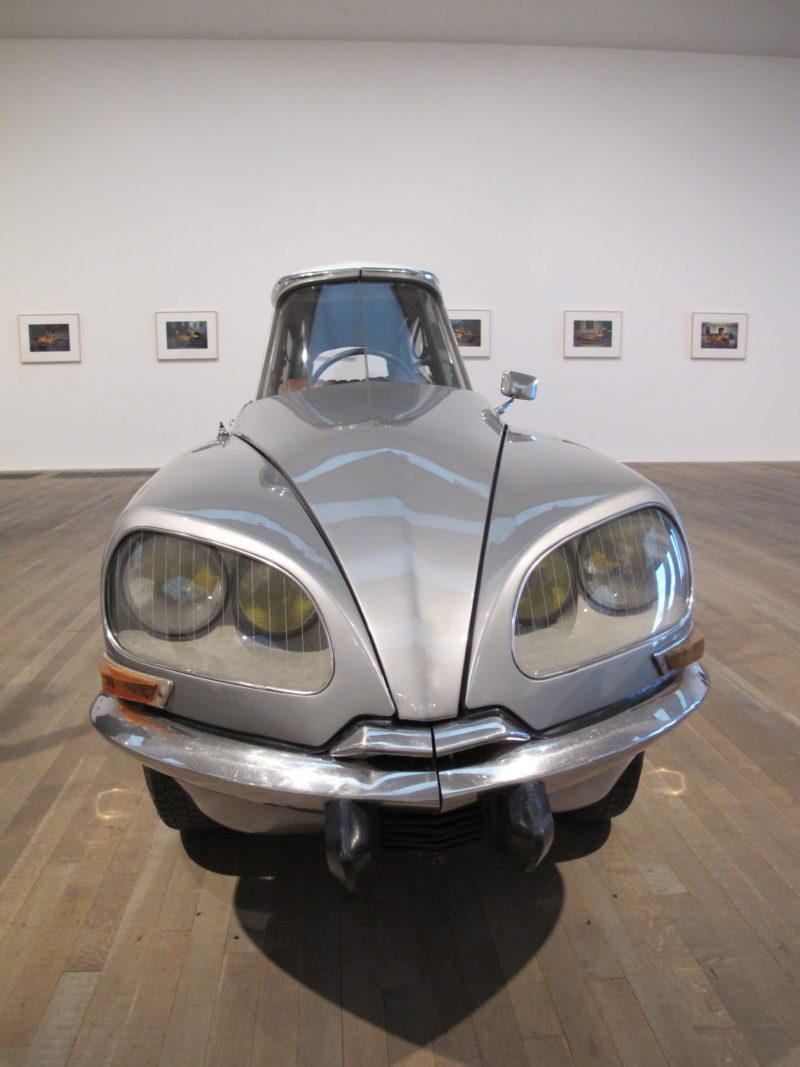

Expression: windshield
xmin=260 ymin=280 xmax=469 ymax=396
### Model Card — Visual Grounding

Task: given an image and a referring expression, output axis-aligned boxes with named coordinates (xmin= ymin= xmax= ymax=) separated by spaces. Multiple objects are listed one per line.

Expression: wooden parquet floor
xmin=1 ymin=462 xmax=799 ymax=1066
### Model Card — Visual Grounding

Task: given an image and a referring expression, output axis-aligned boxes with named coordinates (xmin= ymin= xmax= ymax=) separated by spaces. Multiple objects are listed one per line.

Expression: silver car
xmin=91 ymin=265 xmax=708 ymax=888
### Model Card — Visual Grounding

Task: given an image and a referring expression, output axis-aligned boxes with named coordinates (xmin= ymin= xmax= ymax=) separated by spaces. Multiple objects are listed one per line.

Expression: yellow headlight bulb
xmin=236 ymin=559 xmax=317 ymax=638
xmin=517 ymin=546 xmax=574 ymax=627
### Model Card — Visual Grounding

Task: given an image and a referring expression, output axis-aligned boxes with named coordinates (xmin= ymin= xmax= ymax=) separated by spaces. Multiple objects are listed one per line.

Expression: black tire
xmin=565 ymin=752 xmax=644 ymax=823
xmin=143 ymin=767 xmax=217 ymax=831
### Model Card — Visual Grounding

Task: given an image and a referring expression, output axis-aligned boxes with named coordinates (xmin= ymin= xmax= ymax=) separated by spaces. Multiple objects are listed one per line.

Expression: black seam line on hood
xmin=233 ymin=431 xmax=398 ymax=716
xmin=456 ymin=418 xmax=509 ymax=720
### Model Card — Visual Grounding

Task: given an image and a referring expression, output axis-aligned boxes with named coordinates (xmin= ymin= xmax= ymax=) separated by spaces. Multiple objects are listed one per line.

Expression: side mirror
xmin=495 ymin=370 xmax=538 ymax=416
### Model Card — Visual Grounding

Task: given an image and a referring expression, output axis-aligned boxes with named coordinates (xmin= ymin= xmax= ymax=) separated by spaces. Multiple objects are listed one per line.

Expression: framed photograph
xmin=19 ymin=314 xmax=81 ymax=363
xmin=449 ymin=310 xmax=491 ymax=358
xmin=691 ymin=313 xmax=747 ymax=360
xmin=156 ymin=312 xmax=218 ymax=361
xmin=564 ymin=311 xmax=622 ymax=359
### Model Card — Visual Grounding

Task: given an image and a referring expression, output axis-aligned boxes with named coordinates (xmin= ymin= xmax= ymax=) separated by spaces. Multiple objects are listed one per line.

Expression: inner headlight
xmin=119 ymin=533 xmax=225 ymax=638
xmin=236 ymin=558 xmax=317 ymax=637
xmin=514 ymin=507 xmax=691 ymax=678
xmin=516 ymin=546 xmax=574 ymax=627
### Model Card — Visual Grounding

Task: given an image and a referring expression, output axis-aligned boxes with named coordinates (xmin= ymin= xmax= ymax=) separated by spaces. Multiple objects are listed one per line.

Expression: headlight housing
xmin=107 ymin=531 xmax=332 ymax=693
xmin=513 ymin=507 xmax=691 ymax=678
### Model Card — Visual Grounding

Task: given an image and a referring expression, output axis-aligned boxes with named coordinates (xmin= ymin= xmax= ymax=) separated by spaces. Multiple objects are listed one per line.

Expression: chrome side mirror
xmin=495 ymin=370 xmax=538 ymax=416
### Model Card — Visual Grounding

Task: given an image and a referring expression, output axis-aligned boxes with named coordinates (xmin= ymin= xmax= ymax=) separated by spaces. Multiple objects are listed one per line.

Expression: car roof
xmin=271 ymin=263 xmax=441 ymax=305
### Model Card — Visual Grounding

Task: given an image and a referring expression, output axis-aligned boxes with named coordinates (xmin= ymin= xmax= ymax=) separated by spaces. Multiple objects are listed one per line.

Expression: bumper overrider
xmin=91 ymin=661 xmax=708 ymax=889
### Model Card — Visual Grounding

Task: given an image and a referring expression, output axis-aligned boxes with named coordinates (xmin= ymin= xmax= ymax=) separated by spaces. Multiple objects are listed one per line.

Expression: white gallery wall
xmin=1 ymin=39 xmax=798 ymax=469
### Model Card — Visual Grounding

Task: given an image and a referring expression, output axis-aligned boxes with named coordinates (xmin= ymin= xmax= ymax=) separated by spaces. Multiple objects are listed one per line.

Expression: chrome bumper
xmin=90 ymin=662 xmax=708 ymax=812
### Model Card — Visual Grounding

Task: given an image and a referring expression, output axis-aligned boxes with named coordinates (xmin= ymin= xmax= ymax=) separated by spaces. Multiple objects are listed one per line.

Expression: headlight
xmin=578 ymin=510 xmax=672 ymax=614
xmin=107 ymin=532 xmax=332 ymax=693
xmin=514 ymin=507 xmax=690 ymax=678
xmin=119 ymin=533 xmax=226 ymax=638
xmin=235 ymin=558 xmax=317 ymax=637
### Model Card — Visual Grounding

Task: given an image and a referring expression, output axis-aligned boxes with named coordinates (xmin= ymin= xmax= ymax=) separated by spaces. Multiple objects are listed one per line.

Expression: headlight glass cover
xmin=513 ymin=507 xmax=691 ymax=678
xmin=107 ymin=532 xmax=332 ymax=693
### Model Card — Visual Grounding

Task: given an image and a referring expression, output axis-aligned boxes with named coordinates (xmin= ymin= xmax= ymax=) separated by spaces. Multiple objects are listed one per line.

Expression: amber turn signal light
xmin=654 ymin=628 xmax=705 ymax=675
xmin=100 ymin=657 xmax=173 ymax=708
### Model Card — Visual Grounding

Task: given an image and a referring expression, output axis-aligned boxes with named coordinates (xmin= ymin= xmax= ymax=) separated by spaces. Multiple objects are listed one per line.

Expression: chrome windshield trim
xmin=273 ymin=265 xmax=441 ymax=307
xmin=90 ymin=663 xmax=707 ymax=812
xmin=271 ymin=266 xmax=360 ymax=304
xmin=271 ymin=265 xmax=440 ymax=305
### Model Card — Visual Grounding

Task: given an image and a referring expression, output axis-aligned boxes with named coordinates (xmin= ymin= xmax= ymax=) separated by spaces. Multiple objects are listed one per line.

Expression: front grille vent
xmin=378 ymin=803 xmax=487 ymax=852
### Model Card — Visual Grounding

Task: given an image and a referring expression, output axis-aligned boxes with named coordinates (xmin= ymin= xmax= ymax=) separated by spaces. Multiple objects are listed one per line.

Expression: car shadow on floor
xmin=182 ymin=815 xmax=610 ymax=1045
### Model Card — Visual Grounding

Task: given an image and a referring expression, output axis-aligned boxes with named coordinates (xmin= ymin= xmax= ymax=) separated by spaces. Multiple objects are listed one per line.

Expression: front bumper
xmin=90 ymin=662 xmax=708 ymax=813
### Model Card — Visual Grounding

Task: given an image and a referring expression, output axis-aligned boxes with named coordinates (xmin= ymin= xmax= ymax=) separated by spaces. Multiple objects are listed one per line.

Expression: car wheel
xmin=565 ymin=752 xmax=644 ymax=822
xmin=143 ymin=767 xmax=217 ymax=831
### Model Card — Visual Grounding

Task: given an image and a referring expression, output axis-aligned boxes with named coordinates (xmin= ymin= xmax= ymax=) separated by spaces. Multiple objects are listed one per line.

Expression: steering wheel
xmin=310 ymin=347 xmax=413 ymax=384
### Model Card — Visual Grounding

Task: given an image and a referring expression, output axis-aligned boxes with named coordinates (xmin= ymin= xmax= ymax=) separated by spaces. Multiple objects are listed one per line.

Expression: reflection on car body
xmin=91 ymin=264 xmax=707 ymax=888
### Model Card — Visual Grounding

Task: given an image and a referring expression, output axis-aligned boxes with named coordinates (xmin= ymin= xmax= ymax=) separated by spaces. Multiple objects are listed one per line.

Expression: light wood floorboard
xmin=1 ymin=463 xmax=798 ymax=1066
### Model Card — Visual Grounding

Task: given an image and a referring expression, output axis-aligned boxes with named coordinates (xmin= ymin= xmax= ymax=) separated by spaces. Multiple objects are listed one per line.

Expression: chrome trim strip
xmin=432 ymin=714 xmax=532 ymax=756
xmin=90 ymin=663 xmax=707 ymax=812
xmin=438 ymin=664 xmax=708 ymax=809
xmin=329 ymin=712 xmax=532 ymax=760
xmin=90 ymin=696 xmax=439 ymax=808
xmin=330 ymin=722 xmax=434 ymax=759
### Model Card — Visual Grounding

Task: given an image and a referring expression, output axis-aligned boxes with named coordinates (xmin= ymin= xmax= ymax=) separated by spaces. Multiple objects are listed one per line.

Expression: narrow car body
xmin=92 ymin=265 xmax=708 ymax=885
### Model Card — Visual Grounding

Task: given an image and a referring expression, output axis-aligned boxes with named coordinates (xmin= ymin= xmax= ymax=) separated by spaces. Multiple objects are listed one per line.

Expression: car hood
xmin=233 ymin=383 xmax=501 ymax=722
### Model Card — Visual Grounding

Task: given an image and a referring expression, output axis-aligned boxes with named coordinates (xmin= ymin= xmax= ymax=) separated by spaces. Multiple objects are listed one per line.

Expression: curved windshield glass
xmin=260 ymin=280 xmax=469 ymax=396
